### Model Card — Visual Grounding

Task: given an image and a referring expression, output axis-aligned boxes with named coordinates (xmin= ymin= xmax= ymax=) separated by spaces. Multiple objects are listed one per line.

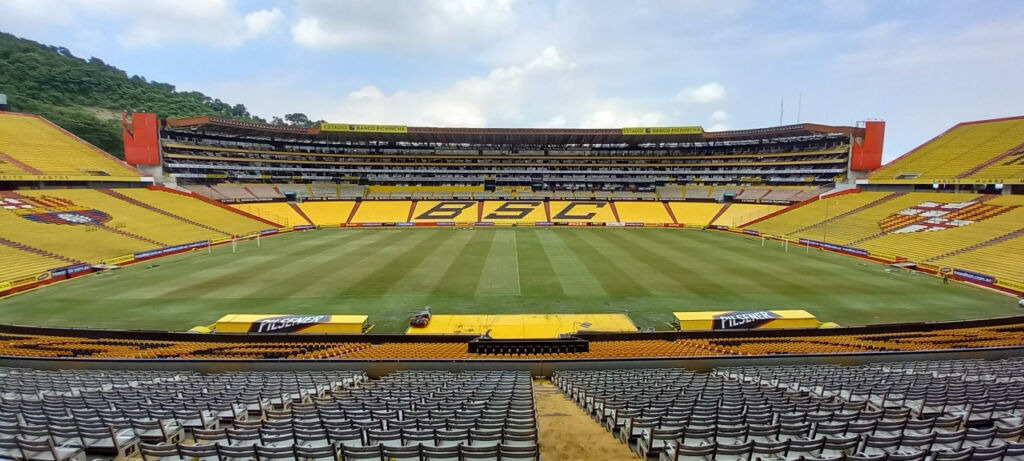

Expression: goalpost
xmin=232 ymin=232 xmax=263 ymax=254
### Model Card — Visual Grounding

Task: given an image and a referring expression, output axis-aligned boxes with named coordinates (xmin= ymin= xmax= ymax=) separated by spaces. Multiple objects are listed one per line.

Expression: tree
xmin=0 ymin=31 xmax=269 ymax=158
xmin=284 ymin=113 xmax=312 ymax=127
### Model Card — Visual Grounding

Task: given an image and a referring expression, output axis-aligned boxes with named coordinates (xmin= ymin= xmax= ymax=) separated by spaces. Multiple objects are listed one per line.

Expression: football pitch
xmin=0 ymin=228 xmax=1016 ymax=333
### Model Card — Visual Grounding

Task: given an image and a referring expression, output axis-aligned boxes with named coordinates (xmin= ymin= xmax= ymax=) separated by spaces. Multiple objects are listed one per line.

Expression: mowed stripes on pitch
xmin=0 ymin=228 xmax=1017 ymax=332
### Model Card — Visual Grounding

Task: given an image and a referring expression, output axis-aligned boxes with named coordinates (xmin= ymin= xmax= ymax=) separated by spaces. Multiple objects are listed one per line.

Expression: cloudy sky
xmin=2 ymin=0 xmax=1023 ymax=160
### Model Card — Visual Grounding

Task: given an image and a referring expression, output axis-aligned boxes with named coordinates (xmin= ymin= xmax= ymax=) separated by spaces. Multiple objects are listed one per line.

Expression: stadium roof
xmin=164 ymin=115 xmax=861 ymax=145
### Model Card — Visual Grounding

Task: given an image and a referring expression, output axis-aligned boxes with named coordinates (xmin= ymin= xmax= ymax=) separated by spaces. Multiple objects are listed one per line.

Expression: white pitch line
xmin=512 ymin=229 xmax=522 ymax=295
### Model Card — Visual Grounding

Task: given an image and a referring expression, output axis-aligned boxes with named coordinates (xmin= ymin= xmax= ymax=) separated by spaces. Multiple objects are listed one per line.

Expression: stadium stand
xmin=614 ymin=202 xmax=674 ymax=224
xmin=0 ymin=241 xmax=78 ymax=284
xmin=112 ymin=188 xmax=274 ymax=235
xmin=931 ymin=234 xmax=1024 ymax=283
xmin=350 ymin=201 xmax=415 ymax=223
xmin=0 ymin=367 xmax=540 ymax=460
xmin=554 ymin=358 xmax=1024 ymax=460
xmin=710 ymin=204 xmax=787 ymax=227
xmin=856 ymin=194 xmax=1024 ymax=263
xmin=667 ymin=202 xmax=725 ymax=226
xmin=711 ymin=187 xmax=741 ymax=202
xmin=0 ymin=112 xmax=141 ymax=181
xmin=967 ymin=146 xmax=1024 ymax=184
xmin=298 ymin=201 xmax=357 ymax=226
xmin=210 ymin=184 xmax=256 ymax=201
xmin=685 ymin=186 xmax=712 ymax=200
xmin=549 ymin=201 xmax=618 ymax=223
xmin=231 ymin=202 xmax=311 ymax=227
xmin=244 ymin=184 xmax=283 ymax=200
xmin=866 ymin=116 xmax=1024 ymax=184
xmin=0 ymin=188 xmax=275 ymax=287
xmin=160 ymin=118 xmax=856 ymax=192
xmin=0 ymin=192 xmax=157 ymax=263
xmin=747 ymin=192 xmax=1024 ymax=283
xmin=735 ymin=188 xmax=770 ymax=201
xmin=745 ymin=191 xmax=895 ymax=236
xmin=339 ymin=184 xmax=367 ymax=199
xmin=181 ymin=184 xmax=226 ymax=200
xmin=479 ymin=200 xmax=548 ymax=224
xmin=310 ymin=183 xmax=339 ymax=199
xmin=19 ymin=189 xmax=219 ymax=245
xmin=277 ymin=184 xmax=311 ymax=200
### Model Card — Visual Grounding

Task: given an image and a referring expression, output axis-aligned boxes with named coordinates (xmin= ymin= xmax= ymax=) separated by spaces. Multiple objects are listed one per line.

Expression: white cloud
xmin=707 ymin=110 xmax=730 ymax=132
xmin=111 ymin=1 xmax=283 ymax=49
xmin=292 ymin=0 xmax=518 ymax=52
xmin=326 ymin=46 xmax=566 ymax=126
xmin=677 ymin=83 xmax=727 ymax=104
xmin=321 ymin=46 xmax=679 ymax=128
xmin=0 ymin=0 xmax=76 ymax=29
xmin=243 ymin=9 xmax=284 ymax=39
xmin=1 ymin=0 xmax=283 ymax=49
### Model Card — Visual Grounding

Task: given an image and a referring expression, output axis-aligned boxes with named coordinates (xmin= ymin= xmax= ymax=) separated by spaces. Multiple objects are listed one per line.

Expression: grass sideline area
xmin=0 ymin=228 xmax=1015 ymax=333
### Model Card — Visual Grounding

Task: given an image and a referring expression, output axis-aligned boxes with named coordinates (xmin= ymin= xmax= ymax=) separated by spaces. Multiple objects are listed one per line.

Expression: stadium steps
xmin=925 ymin=228 xmax=1024 ymax=262
xmin=0 ymin=151 xmax=42 ymax=174
xmin=0 ymin=236 xmax=81 ymax=265
xmin=791 ymin=192 xmax=903 ymax=234
xmin=99 ymin=188 xmax=233 ymax=237
xmin=708 ymin=203 xmax=731 ymax=225
xmin=533 ymin=379 xmax=637 ymax=461
xmin=345 ymin=201 xmax=361 ymax=224
xmin=662 ymin=202 xmax=678 ymax=224
xmin=96 ymin=223 xmax=167 ymax=247
xmin=287 ymin=202 xmax=315 ymax=226
xmin=609 ymin=202 xmax=622 ymax=222
xmin=956 ymin=140 xmax=1024 ymax=178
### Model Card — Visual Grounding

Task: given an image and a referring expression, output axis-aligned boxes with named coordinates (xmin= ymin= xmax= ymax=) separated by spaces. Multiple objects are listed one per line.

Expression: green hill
xmin=0 ymin=32 xmax=263 ymax=158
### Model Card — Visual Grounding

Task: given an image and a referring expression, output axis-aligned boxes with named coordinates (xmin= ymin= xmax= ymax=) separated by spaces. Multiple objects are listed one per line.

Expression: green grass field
xmin=0 ymin=228 xmax=1016 ymax=333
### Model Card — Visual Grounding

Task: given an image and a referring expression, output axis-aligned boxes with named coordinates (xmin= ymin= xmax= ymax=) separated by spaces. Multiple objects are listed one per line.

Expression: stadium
xmin=1 ymin=8 xmax=1024 ymax=461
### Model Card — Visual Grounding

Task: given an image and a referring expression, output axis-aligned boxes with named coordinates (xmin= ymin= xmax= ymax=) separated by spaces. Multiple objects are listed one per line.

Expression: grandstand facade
xmin=149 ymin=116 xmax=874 ymax=200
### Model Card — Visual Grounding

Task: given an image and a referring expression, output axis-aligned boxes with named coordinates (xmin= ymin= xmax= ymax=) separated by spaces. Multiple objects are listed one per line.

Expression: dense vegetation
xmin=0 ymin=32 xmax=313 ymax=158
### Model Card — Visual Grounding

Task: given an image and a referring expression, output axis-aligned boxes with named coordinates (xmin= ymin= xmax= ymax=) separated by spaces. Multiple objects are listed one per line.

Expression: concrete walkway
xmin=534 ymin=379 xmax=638 ymax=460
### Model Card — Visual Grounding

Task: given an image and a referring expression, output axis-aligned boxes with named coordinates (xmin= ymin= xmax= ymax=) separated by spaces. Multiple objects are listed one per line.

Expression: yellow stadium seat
xmin=868 ymin=117 xmax=1024 ymax=184
xmin=113 ymin=188 xmax=270 ymax=236
xmin=0 ymin=112 xmax=140 ymax=180
xmin=711 ymin=204 xmax=786 ymax=227
xmin=0 ymin=244 xmax=72 ymax=284
xmin=479 ymin=200 xmax=548 ymax=224
xmin=613 ymin=202 xmax=673 ymax=224
xmin=299 ymin=201 xmax=356 ymax=226
xmin=747 ymin=191 xmax=1024 ymax=282
xmin=747 ymin=191 xmax=893 ymax=236
xmin=668 ymin=202 xmax=724 ymax=226
xmin=232 ymin=202 xmax=310 ymax=227
xmin=548 ymin=201 xmax=616 ymax=223
xmin=349 ymin=201 xmax=414 ymax=223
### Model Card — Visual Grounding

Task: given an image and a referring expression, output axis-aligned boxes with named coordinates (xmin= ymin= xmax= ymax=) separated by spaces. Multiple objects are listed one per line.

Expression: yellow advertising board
xmin=622 ymin=126 xmax=704 ymax=135
xmin=321 ymin=123 xmax=408 ymax=134
xmin=101 ymin=254 xmax=135 ymax=265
